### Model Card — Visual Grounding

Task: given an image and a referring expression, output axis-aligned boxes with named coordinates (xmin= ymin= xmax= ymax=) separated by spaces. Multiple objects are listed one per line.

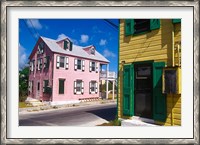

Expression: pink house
xmin=28 ymin=36 xmax=109 ymax=105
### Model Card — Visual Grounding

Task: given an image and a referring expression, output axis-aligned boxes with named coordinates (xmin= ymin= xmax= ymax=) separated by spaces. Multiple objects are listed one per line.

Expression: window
xmin=77 ymin=59 xmax=82 ymax=70
xmin=37 ymin=58 xmax=42 ymax=70
xmin=89 ymin=81 xmax=98 ymax=94
xmin=29 ymin=81 xmax=33 ymax=94
xmin=92 ymin=62 xmax=95 ymax=71
xmin=44 ymin=56 xmax=50 ymax=69
xmin=56 ymin=55 xmax=69 ymax=69
xmin=74 ymin=80 xmax=84 ymax=94
xmin=89 ymin=61 xmax=98 ymax=73
xmin=60 ymin=56 xmax=65 ymax=68
xmin=125 ymin=19 xmax=160 ymax=36
xmin=38 ymin=42 xmax=44 ymax=54
xmin=59 ymin=79 xmax=65 ymax=94
xmin=91 ymin=48 xmax=95 ymax=55
xmin=74 ymin=59 xmax=85 ymax=71
xmin=43 ymin=80 xmax=49 ymax=93
xmin=64 ymin=40 xmax=68 ymax=50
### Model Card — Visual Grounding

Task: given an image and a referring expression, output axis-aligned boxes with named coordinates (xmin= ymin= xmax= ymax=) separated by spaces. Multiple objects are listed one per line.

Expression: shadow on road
xmin=87 ymin=107 xmax=117 ymax=121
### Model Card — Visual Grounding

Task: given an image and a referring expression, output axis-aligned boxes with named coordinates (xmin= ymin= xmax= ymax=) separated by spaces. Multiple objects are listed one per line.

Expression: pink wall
xmin=29 ymin=38 xmax=54 ymax=101
xmin=52 ymin=53 xmax=105 ymax=102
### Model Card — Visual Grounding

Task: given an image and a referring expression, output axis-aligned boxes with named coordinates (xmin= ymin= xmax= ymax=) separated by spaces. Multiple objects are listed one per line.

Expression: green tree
xmin=19 ymin=67 xmax=29 ymax=102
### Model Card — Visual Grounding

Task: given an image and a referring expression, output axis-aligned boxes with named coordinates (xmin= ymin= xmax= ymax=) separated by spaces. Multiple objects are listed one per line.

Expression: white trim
xmin=82 ymin=60 xmax=85 ymax=71
xmin=56 ymin=55 xmax=60 ymax=68
xmin=89 ymin=61 xmax=92 ymax=72
xmin=74 ymin=58 xmax=77 ymax=70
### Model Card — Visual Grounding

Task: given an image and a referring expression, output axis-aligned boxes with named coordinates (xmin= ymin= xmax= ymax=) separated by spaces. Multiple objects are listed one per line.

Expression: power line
xmin=103 ymin=19 xmax=118 ymax=31
xmin=22 ymin=19 xmax=38 ymax=43
xmin=28 ymin=19 xmax=40 ymax=39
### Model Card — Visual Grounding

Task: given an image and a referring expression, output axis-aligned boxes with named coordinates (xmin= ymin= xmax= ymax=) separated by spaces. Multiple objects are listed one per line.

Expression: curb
xmin=19 ymin=99 xmax=117 ymax=113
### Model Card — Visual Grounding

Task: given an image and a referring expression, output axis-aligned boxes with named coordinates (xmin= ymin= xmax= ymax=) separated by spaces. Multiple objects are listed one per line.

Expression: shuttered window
xmin=44 ymin=56 xmax=50 ymax=69
xmin=43 ymin=80 xmax=49 ymax=93
xmin=60 ymin=56 xmax=65 ymax=68
xmin=56 ymin=55 xmax=69 ymax=69
xmin=75 ymin=59 xmax=84 ymax=71
xmin=125 ymin=19 xmax=160 ymax=36
xmin=64 ymin=40 xmax=68 ymax=50
xmin=89 ymin=81 xmax=98 ymax=94
xmin=74 ymin=80 xmax=84 ymax=94
xmin=59 ymin=79 xmax=65 ymax=94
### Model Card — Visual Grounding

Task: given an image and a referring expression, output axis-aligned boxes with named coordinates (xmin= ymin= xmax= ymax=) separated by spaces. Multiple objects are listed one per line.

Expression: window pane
xmin=134 ymin=19 xmax=150 ymax=34
xmin=91 ymin=81 xmax=96 ymax=92
xmin=77 ymin=59 xmax=82 ymax=70
xmin=59 ymin=79 xmax=65 ymax=94
xmin=76 ymin=80 xmax=82 ymax=92
xmin=92 ymin=62 xmax=95 ymax=71
xmin=60 ymin=56 xmax=65 ymax=68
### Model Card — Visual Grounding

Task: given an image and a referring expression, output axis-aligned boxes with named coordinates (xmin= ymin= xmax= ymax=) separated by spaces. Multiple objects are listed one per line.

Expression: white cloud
xmin=26 ymin=19 xmax=42 ymax=30
xmin=56 ymin=33 xmax=67 ymax=41
xmin=19 ymin=43 xmax=28 ymax=70
xmin=56 ymin=33 xmax=78 ymax=45
xmin=103 ymin=49 xmax=116 ymax=58
xmin=99 ymin=39 xmax=107 ymax=46
xmin=80 ymin=34 xmax=89 ymax=43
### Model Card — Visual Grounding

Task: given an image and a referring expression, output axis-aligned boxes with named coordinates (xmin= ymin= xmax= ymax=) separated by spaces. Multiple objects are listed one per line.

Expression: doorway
xmin=134 ymin=63 xmax=153 ymax=119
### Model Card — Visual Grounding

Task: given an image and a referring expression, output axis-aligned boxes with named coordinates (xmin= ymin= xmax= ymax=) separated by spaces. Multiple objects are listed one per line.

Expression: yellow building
xmin=118 ymin=19 xmax=181 ymax=126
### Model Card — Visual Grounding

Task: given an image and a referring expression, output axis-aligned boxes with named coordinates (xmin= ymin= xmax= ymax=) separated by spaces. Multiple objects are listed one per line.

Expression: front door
xmin=134 ymin=63 xmax=153 ymax=119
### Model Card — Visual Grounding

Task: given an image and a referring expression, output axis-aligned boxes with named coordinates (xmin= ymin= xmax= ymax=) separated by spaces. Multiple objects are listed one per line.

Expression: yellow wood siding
xmin=118 ymin=19 xmax=181 ymax=126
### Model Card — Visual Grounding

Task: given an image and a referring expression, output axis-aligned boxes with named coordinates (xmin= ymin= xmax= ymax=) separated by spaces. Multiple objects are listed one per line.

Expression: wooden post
xmin=112 ymin=80 xmax=115 ymax=100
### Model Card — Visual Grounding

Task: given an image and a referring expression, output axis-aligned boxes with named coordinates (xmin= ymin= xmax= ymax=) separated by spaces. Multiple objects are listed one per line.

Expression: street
xmin=19 ymin=103 xmax=116 ymax=126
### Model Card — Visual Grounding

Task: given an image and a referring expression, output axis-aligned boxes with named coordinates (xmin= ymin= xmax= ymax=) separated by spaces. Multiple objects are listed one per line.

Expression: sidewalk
xmin=19 ymin=99 xmax=117 ymax=113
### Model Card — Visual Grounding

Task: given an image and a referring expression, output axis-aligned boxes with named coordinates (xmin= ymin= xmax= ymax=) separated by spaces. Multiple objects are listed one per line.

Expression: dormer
xmin=57 ymin=38 xmax=73 ymax=51
xmin=90 ymin=46 xmax=95 ymax=55
xmin=83 ymin=45 xmax=95 ymax=55
xmin=63 ymin=38 xmax=73 ymax=51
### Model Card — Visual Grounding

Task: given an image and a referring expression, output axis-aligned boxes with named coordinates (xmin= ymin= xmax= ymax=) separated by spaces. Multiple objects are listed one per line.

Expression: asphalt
xmin=19 ymin=99 xmax=117 ymax=113
xmin=19 ymin=99 xmax=117 ymax=126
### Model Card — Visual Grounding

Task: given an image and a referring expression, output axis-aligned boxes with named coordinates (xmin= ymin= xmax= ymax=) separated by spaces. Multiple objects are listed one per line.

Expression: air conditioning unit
xmin=162 ymin=67 xmax=181 ymax=94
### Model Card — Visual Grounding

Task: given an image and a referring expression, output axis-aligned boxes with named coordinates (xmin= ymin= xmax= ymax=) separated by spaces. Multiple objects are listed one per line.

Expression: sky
xmin=19 ymin=19 xmax=119 ymax=74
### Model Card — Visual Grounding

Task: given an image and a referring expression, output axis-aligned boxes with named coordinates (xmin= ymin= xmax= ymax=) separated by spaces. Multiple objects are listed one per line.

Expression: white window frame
xmin=56 ymin=55 xmax=69 ymax=69
xmin=74 ymin=58 xmax=84 ymax=71
xmin=74 ymin=80 xmax=84 ymax=95
xmin=89 ymin=81 xmax=98 ymax=94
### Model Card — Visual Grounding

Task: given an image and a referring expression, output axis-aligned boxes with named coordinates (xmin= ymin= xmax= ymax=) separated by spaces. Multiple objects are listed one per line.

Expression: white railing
xmin=100 ymin=71 xmax=116 ymax=79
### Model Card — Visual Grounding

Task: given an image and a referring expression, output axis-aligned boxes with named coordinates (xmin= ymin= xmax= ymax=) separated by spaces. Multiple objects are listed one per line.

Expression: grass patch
xmin=19 ymin=102 xmax=32 ymax=108
xmin=97 ymin=119 xmax=121 ymax=126
xmin=108 ymin=94 xmax=117 ymax=100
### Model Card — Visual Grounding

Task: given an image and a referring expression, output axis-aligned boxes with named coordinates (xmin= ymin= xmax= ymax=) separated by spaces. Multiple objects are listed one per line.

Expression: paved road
xmin=19 ymin=103 xmax=116 ymax=126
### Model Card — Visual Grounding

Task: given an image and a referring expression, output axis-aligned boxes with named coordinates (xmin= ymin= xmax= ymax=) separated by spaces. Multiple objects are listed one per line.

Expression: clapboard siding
xmin=118 ymin=19 xmax=181 ymax=126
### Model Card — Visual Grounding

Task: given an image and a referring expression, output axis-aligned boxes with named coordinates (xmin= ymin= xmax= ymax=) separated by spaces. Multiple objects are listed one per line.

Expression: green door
xmin=153 ymin=62 xmax=166 ymax=122
xmin=123 ymin=64 xmax=134 ymax=116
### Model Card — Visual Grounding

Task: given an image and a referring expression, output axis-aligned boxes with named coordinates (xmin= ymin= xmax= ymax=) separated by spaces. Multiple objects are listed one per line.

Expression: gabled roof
xmin=40 ymin=36 xmax=109 ymax=63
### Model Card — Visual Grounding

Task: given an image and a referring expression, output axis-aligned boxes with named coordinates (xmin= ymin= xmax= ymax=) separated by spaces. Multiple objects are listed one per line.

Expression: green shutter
xmin=125 ymin=19 xmax=134 ymax=36
xmin=150 ymin=19 xmax=160 ymax=30
xmin=123 ymin=64 xmax=134 ymax=116
xmin=64 ymin=41 xmax=68 ymax=50
xmin=153 ymin=62 xmax=166 ymax=122
xmin=69 ymin=41 xmax=73 ymax=51
xmin=172 ymin=19 xmax=181 ymax=24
